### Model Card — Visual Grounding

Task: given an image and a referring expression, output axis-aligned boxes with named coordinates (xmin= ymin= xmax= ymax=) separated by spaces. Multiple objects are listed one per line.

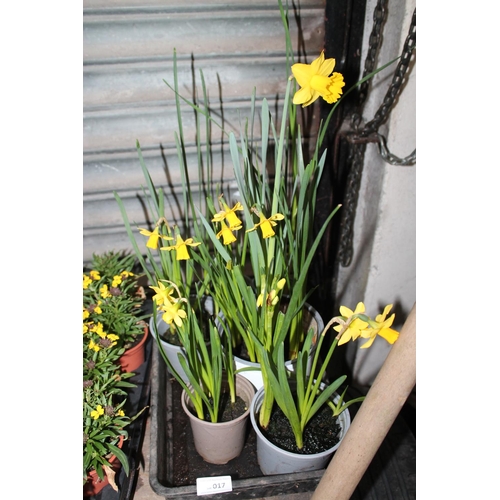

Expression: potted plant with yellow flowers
xmin=83 ymin=251 xmax=148 ymax=494
xmin=151 ymin=280 xmax=256 ymax=464
xmin=83 ymin=356 xmax=134 ymax=496
xmin=168 ymin=8 xmax=397 ymax=441
xmin=83 ymin=251 xmax=149 ymax=372
xmin=114 ymin=136 xmax=257 ymax=464
xmin=248 ymin=301 xmax=400 ymax=475
xmin=113 ymin=0 xmax=407 ymax=482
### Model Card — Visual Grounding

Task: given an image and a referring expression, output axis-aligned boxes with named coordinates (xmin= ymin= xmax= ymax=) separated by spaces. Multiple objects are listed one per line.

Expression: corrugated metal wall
xmin=83 ymin=0 xmax=326 ymax=264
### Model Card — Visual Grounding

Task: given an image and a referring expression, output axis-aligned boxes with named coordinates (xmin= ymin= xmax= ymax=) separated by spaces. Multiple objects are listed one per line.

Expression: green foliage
xmin=83 ymin=251 xmax=147 ymax=485
xmin=83 ymin=250 xmax=148 ymax=349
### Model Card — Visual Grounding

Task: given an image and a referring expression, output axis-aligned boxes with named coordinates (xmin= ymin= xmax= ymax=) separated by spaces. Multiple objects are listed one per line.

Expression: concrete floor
xmin=132 ymin=414 xmax=314 ymax=500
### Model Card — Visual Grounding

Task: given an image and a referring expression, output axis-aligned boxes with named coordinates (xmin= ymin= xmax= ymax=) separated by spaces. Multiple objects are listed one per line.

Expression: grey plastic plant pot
xmin=249 ymin=384 xmax=351 ymax=475
xmin=149 ymin=312 xmax=190 ymax=384
xmin=180 ymin=373 xmax=256 ymax=465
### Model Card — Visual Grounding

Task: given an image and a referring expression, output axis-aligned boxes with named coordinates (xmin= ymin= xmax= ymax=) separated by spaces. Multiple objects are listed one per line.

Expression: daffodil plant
xmin=150 ymin=281 xmax=237 ymax=423
xmin=112 ymin=0 xmax=403 ymax=438
xmin=253 ymin=302 xmax=400 ymax=450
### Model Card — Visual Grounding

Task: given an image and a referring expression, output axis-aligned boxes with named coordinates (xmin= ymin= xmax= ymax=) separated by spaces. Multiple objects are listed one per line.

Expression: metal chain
xmin=355 ymin=0 xmax=388 ymax=113
xmin=377 ymin=132 xmax=416 ymax=166
xmin=362 ymin=7 xmax=416 ymax=138
xmin=337 ymin=5 xmax=416 ymax=267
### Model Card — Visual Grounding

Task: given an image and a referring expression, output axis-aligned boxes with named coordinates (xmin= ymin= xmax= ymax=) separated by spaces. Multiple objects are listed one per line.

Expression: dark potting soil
xmin=159 ymin=331 xmax=183 ymax=346
xmin=196 ymin=393 xmax=248 ymax=422
xmin=259 ymin=403 xmax=341 ymax=454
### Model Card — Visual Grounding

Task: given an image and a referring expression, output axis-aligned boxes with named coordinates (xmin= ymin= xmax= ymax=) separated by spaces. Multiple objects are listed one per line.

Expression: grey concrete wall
xmin=335 ymin=0 xmax=416 ymax=388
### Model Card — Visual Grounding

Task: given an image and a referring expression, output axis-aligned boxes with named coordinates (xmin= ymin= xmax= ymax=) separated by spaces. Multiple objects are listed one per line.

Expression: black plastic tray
xmin=88 ymin=333 xmax=153 ymax=500
xmin=149 ymin=346 xmax=416 ymax=499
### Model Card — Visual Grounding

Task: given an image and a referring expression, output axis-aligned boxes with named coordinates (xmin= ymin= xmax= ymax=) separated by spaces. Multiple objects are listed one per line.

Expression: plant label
xmin=196 ymin=475 xmax=233 ymax=495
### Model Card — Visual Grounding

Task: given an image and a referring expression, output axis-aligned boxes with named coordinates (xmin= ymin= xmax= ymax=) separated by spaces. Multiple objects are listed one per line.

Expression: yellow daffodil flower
xmin=334 ymin=302 xmax=369 ymax=345
xmin=100 ymin=284 xmax=111 ymax=299
xmin=89 ymin=270 xmax=101 ymax=281
xmin=83 ymin=274 xmax=92 ymax=289
xmin=246 ymin=212 xmax=285 ymax=239
xmin=160 ymin=300 xmax=187 ymax=327
xmin=138 ymin=226 xmax=173 ymax=249
xmin=291 ymin=50 xmax=345 ymax=107
xmin=162 ymin=234 xmax=201 ymax=260
xmin=150 ymin=280 xmax=175 ymax=306
xmin=359 ymin=304 xmax=400 ymax=349
xmin=212 ymin=200 xmax=244 ymax=229
xmin=216 ymin=220 xmax=238 ymax=245
xmin=91 ymin=405 xmax=104 ymax=420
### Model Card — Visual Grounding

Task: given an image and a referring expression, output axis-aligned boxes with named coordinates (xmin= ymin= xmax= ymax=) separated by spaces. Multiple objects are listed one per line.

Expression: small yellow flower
xmin=83 ymin=308 xmax=90 ymax=320
xmin=100 ymin=284 xmax=111 ymax=299
xmin=117 ymin=409 xmax=125 ymax=417
xmin=83 ymin=274 xmax=92 ymax=289
xmin=91 ymin=405 xmax=104 ymax=420
xmin=212 ymin=200 xmax=244 ymax=230
xmin=291 ymin=51 xmax=345 ymax=107
xmin=83 ymin=323 xmax=89 ymax=334
xmin=216 ymin=220 xmax=237 ymax=245
xmin=121 ymin=270 xmax=134 ymax=279
xmin=89 ymin=339 xmax=100 ymax=352
xmin=246 ymin=212 xmax=285 ymax=239
xmin=89 ymin=270 xmax=101 ymax=281
xmin=359 ymin=304 xmax=400 ymax=349
xmin=162 ymin=234 xmax=201 ymax=260
xmin=334 ymin=302 xmax=369 ymax=345
xmin=161 ymin=301 xmax=187 ymax=327
xmin=94 ymin=301 xmax=102 ymax=315
xmin=111 ymin=275 xmax=122 ymax=287
xmin=107 ymin=333 xmax=119 ymax=346
xmin=90 ymin=322 xmax=105 ymax=338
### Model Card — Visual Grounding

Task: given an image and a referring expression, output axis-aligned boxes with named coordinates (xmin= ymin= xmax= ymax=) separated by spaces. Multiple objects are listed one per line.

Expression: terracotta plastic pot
xmin=180 ymin=373 xmax=255 ymax=464
xmin=83 ymin=435 xmax=125 ymax=497
xmin=119 ymin=326 xmax=148 ymax=372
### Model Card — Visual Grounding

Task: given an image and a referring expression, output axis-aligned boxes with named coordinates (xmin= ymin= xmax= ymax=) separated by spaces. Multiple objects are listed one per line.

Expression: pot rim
xmin=180 ymin=373 xmax=255 ymax=427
